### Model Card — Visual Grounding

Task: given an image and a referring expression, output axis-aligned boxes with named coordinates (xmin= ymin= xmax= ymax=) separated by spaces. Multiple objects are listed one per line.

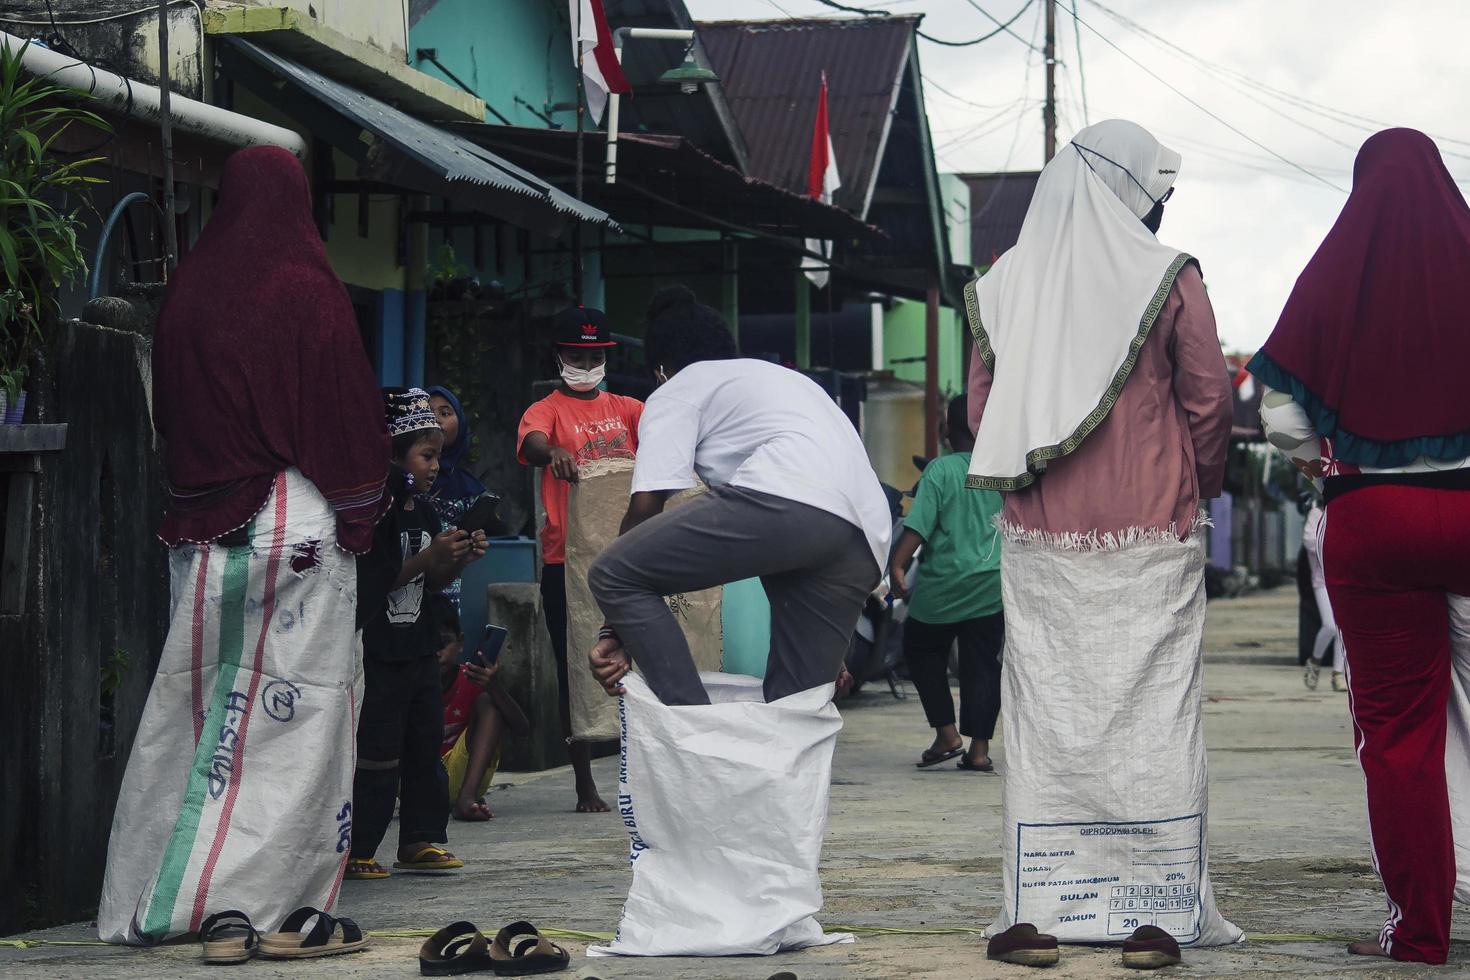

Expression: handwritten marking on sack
xmin=262 ymin=680 xmax=302 ymax=722
xmin=205 ymin=691 xmax=252 ymax=800
xmin=335 ymin=801 xmax=353 ymax=853
xmin=665 ymin=594 xmax=693 ymax=621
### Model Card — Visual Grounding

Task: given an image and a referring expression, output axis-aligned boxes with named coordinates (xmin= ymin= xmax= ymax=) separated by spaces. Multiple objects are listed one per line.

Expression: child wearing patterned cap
xmin=348 ymin=388 xmax=487 ymax=880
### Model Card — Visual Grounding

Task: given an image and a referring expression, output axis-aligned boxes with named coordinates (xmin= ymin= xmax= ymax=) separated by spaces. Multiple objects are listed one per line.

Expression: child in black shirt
xmin=348 ymin=388 xmax=486 ymax=879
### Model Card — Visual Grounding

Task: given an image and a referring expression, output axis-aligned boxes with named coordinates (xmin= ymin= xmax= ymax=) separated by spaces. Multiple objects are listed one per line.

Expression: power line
xmin=1069 ymin=6 xmax=1345 ymax=192
xmin=958 ymin=0 xmax=1041 ymax=50
xmin=808 ymin=0 xmax=1039 ymax=49
xmin=1082 ymin=0 xmax=1470 ymax=155
xmin=1068 ymin=0 xmax=1090 ymax=125
xmin=925 ymin=74 xmax=1014 ymax=111
xmin=937 ymin=98 xmax=1039 ymax=152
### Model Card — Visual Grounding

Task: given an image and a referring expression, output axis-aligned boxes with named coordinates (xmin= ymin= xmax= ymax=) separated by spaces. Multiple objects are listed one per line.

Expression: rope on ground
xmin=0 ymin=929 xmax=1364 ymax=949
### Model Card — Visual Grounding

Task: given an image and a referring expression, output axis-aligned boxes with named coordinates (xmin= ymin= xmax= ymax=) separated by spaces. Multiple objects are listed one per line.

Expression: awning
xmin=216 ymin=38 xmax=613 ymax=237
xmin=448 ymin=125 xmax=879 ymax=242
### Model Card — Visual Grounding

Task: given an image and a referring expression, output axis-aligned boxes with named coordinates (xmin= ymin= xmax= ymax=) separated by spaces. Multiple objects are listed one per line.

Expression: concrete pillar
xmin=925 ymin=281 xmax=940 ymax=459
xmin=404 ymin=195 xmax=429 ymax=387
xmin=794 ymin=269 xmax=811 ymax=370
xmin=722 ymin=240 xmax=739 ymax=344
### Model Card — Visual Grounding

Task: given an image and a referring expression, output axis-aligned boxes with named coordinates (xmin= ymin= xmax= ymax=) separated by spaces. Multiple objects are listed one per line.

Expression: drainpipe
xmin=2 ymin=29 xmax=306 ymax=157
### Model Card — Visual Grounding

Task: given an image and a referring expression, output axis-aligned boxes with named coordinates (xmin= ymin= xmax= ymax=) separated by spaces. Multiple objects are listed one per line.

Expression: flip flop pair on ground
xmin=987 ymin=922 xmax=1184 ymax=970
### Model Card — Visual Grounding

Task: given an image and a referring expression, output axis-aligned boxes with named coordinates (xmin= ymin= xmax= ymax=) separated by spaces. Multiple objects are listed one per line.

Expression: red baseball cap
xmin=553 ymin=306 xmax=616 ymax=348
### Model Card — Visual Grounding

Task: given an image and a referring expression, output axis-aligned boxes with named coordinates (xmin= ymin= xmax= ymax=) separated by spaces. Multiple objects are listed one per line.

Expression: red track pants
xmin=1325 ymin=484 xmax=1470 ymax=964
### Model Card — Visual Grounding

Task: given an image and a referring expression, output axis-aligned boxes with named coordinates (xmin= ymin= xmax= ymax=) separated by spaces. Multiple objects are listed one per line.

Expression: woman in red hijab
xmin=1251 ymin=128 xmax=1470 ymax=965
xmin=99 ymin=146 xmax=389 ymax=944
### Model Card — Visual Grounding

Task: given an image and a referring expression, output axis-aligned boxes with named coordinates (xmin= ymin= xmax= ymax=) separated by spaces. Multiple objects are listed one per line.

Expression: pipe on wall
xmin=1 ymin=29 xmax=307 ymax=158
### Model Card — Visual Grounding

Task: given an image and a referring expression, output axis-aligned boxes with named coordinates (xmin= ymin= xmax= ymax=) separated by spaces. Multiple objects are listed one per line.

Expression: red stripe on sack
xmin=189 ymin=473 xmax=289 ymax=930
xmin=191 ymin=544 xmax=211 ymax=745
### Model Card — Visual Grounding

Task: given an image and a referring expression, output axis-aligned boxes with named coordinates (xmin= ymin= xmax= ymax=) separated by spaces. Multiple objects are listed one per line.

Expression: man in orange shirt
xmin=518 ymin=306 xmax=643 ymax=813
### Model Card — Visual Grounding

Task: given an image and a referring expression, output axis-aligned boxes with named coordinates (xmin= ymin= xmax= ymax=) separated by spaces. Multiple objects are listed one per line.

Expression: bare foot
xmin=1347 ymin=939 xmax=1389 ymax=957
xmin=452 ymin=800 xmax=493 ymax=822
xmin=576 ymin=791 xmax=611 ymax=813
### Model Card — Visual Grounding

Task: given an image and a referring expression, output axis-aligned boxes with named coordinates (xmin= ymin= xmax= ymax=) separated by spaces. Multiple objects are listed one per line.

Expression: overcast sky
xmin=684 ymin=0 xmax=1470 ymax=352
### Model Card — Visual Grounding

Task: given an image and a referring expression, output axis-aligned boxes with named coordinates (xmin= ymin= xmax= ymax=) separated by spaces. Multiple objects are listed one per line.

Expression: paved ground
xmin=6 ymin=588 xmax=1468 ymax=977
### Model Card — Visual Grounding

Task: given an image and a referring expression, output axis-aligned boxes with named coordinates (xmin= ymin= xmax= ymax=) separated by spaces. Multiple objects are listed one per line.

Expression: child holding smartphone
xmin=432 ymin=597 xmax=530 ymax=821
xmin=349 ymin=389 xmax=487 ymax=879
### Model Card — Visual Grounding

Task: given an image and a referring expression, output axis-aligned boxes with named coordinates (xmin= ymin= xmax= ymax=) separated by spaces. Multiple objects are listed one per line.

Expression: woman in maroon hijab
xmin=99 ymin=146 xmax=389 ymax=944
xmin=1251 ymin=128 xmax=1470 ymax=965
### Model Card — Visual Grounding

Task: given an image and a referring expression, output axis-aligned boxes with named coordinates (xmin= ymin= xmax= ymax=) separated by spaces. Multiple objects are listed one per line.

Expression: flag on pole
xmin=570 ymin=0 xmax=630 ymax=126
xmin=804 ymin=72 xmax=840 ymax=289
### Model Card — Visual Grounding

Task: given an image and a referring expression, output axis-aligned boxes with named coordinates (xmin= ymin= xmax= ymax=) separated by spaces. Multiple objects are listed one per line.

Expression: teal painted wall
xmin=410 ymin=0 xmax=580 ymax=129
xmin=883 ymin=300 xmax=965 ymax=396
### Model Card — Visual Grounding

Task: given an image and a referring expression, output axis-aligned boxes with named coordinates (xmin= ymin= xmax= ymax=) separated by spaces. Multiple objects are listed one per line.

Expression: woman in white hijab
xmin=969 ymin=121 xmax=1239 ymax=967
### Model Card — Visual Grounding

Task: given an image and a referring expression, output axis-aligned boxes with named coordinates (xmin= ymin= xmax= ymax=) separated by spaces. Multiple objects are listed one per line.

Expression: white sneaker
xmin=1332 ymin=671 xmax=1348 ymax=693
xmin=1304 ymin=661 xmax=1321 ymax=690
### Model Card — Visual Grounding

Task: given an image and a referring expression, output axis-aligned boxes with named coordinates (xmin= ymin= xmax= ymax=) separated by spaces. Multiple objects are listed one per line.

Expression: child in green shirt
xmin=890 ymin=394 xmax=1005 ymax=771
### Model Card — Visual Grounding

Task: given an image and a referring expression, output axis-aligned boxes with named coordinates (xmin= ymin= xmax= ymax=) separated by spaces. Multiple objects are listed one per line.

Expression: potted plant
xmin=0 ymin=38 xmax=108 ymax=425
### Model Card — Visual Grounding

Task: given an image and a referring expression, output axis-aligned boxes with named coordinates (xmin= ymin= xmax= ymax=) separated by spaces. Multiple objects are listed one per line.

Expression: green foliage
xmin=0 ymin=39 xmax=109 ymax=399
xmin=429 ymin=242 xmax=469 ymax=286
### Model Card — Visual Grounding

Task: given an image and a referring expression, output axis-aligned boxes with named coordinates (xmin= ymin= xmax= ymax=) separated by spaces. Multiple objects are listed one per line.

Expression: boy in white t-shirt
xmin=586 ymin=287 xmax=891 ymax=705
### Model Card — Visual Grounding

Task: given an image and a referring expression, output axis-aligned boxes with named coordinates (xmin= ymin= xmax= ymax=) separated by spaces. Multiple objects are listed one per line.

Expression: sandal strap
xmin=492 ymin=920 xmax=552 ymax=959
xmin=335 ymin=916 xmax=363 ymax=945
xmin=277 ymin=906 xmax=343 ymax=949
xmin=421 ymin=921 xmax=485 ymax=963
xmin=200 ymin=910 xmax=259 ymax=950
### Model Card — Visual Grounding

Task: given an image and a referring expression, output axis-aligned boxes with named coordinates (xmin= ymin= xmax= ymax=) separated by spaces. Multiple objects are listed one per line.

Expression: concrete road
xmin=5 ymin=588 xmax=1466 ymax=977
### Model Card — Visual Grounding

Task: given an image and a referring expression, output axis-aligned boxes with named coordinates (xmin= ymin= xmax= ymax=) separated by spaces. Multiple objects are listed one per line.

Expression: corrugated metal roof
xmin=959 ymin=170 xmax=1040 ymax=267
xmin=696 ymin=16 xmax=916 ymax=216
xmin=450 ymin=124 xmax=881 ymax=240
xmin=219 ymin=38 xmax=613 ymax=235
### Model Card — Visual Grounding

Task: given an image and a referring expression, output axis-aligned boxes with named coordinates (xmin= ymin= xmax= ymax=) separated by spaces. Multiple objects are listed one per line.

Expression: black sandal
xmin=916 ymin=745 xmax=964 ymax=768
xmin=420 ymin=921 xmax=494 ymax=976
xmin=490 ymin=921 xmax=571 ymax=975
xmin=958 ymin=755 xmax=995 ymax=772
xmin=200 ymin=909 xmax=259 ymax=964
xmin=258 ymin=907 xmax=369 ymax=959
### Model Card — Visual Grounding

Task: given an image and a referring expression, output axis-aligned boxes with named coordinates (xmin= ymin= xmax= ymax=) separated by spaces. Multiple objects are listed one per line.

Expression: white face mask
xmin=558 ymin=356 xmax=606 ymax=392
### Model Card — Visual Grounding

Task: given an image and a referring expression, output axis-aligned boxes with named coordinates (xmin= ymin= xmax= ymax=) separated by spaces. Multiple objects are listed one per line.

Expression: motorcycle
xmin=842 ymin=476 xmax=922 ymax=700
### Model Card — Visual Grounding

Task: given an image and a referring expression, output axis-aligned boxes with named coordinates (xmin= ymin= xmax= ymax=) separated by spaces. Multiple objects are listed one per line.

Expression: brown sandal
xmin=489 ymin=921 xmax=571 ymax=975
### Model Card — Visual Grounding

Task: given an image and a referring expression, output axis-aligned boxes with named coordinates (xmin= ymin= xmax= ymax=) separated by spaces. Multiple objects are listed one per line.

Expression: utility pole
xmin=1043 ymin=0 xmax=1056 ymax=162
xmin=157 ymin=0 xmax=179 ymax=273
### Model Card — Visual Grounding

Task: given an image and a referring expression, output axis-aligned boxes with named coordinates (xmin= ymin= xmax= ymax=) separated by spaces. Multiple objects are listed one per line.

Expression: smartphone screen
xmin=477 ymin=624 xmax=509 ymax=666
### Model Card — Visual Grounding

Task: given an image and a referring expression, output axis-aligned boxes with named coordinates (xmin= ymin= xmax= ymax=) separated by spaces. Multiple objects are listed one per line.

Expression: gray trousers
xmin=588 ymin=486 xmax=879 ymax=705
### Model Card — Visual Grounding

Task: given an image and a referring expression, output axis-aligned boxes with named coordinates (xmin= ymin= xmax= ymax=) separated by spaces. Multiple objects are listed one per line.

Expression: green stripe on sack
xmin=142 ymin=540 xmax=253 ymax=938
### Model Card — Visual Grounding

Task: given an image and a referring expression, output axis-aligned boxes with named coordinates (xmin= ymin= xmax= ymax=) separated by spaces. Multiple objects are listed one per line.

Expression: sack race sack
xmin=565 ymin=458 xmax=723 ymax=740
xmin=989 ymin=526 xmax=1242 ymax=947
xmin=98 ymin=469 xmax=362 ymax=944
xmin=589 ymin=673 xmax=853 ymax=957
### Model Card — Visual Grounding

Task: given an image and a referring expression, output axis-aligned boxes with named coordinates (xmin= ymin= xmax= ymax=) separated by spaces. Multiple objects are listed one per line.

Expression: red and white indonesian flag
xmin=804 ymin=72 xmax=840 ymax=289
xmin=570 ymin=0 xmax=630 ymax=126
